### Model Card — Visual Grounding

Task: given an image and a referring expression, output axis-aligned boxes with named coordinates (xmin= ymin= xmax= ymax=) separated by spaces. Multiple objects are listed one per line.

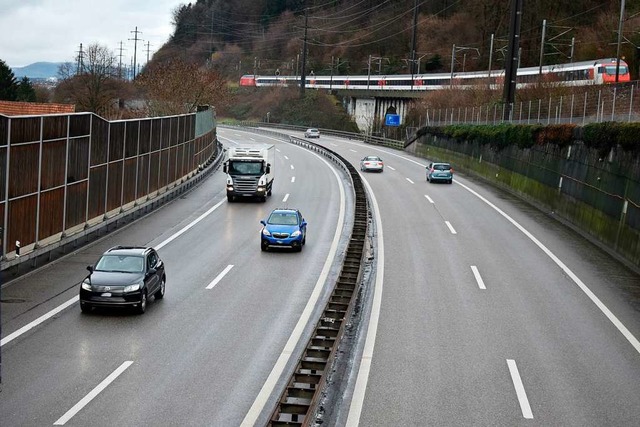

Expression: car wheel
xmin=80 ymin=302 xmax=92 ymax=313
xmin=302 ymin=236 xmax=306 ymax=246
xmin=155 ymin=277 xmax=166 ymax=300
xmin=261 ymin=240 xmax=269 ymax=252
xmin=448 ymin=179 xmax=453 ymax=184
xmin=261 ymin=196 xmax=267 ymax=202
xmin=227 ymin=195 xmax=234 ymax=202
xmin=137 ymin=291 xmax=147 ymax=314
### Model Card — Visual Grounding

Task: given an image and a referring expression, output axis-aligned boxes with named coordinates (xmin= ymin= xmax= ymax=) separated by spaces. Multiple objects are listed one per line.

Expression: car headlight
xmin=124 ymin=283 xmax=142 ymax=293
xmin=81 ymin=281 xmax=92 ymax=291
xmin=262 ymin=228 xmax=271 ymax=236
xmin=291 ymin=230 xmax=301 ymax=237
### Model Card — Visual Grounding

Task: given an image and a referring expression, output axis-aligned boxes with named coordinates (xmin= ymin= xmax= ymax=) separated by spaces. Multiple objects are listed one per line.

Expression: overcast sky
xmin=1 ymin=0 xmax=185 ymax=67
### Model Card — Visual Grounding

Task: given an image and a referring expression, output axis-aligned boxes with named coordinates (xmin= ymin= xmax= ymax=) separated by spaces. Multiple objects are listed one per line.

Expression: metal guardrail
xmin=230 ymin=121 xmax=406 ymax=150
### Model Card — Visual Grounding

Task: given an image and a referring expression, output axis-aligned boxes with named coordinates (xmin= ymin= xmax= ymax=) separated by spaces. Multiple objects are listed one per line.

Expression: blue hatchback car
xmin=261 ymin=208 xmax=307 ymax=252
xmin=426 ymin=162 xmax=453 ymax=184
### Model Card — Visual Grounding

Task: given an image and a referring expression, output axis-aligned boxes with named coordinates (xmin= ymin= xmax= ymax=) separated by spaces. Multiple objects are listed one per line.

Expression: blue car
xmin=426 ymin=162 xmax=453 ymax=184
xmin=261 ymin=208 xmax=307 ymax=252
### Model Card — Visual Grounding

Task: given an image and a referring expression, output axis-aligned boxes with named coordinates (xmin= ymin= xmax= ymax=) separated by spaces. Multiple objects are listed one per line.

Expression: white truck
xmin=223 ymin=144 xmax=275 ymax=202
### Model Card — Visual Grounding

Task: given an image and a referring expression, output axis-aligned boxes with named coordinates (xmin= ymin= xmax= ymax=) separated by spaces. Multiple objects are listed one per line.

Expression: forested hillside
xmin=152 ymin=0 xmax=640 ymax=80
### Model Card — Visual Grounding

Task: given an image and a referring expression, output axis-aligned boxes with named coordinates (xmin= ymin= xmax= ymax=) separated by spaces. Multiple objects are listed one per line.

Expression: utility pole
xmin=488 ymin=33 xmax=494 ymax=89
xmin=410 ymin=0 xmax=418 ymax=75
xmin=503 ymin=0 xmax=523 ymax=121
xmin=539 ymin=19 xmax=546 ymax=75
xmin=76 ymin=43 xmax=84 ymax=75
xmin=145 ymin=41 xmax=152 ymax=63
xmin=300 ymin=6 xmax=308 ymax=97
xmin=129 ymin=26 xmax=142 ymax=80
xmin=615 ymin=0 xmax=626 ymax=83
xmin=117 ymin=41 xmax=126 ymax=79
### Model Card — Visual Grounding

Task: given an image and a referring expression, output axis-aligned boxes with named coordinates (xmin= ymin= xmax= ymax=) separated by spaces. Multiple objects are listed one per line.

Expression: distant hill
xmin=12 ymin=62 xmax=62 ymax=79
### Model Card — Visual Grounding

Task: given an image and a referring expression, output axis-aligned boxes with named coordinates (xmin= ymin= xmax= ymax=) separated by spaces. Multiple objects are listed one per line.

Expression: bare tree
xmin=54 ymin=43 xmax=127 ymax=116
xmin=135 ymin=59 xmax=229 ymax=116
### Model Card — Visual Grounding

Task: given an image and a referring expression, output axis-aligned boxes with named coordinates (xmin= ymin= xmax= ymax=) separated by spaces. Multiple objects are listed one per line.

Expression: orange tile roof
xmin=0 ymin=100 xmax=75 ymax=116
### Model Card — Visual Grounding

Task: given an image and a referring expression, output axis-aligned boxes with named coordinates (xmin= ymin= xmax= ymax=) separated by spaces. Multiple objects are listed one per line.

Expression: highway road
xmin=2 ymin=126 xmax=640 ymax=426
xmin=299 ymin=131 xmax=640 ymax=426
xmin=0 ymin=128 xmax=353 ymax=426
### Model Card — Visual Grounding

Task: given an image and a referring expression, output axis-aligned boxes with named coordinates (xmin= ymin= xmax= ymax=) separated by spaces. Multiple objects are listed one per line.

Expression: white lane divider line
xmin=387 ymin=166 xmax=396 ymax=171
xmin=3 ymin=196 xmax=230 ymax=347
xmin=445 ymin=221 xmax=457 ymax=234
xmin=206 ymin=265 xmax=234 ymax=290
xmin=284 ymin=155 xmax=289 ymax=160
xmin=54 ymin=360 xmax=134 ymax=425
xmin=406 ymin=178 xmax=415 ymax=184
xmin=425 ymin=195 xmax=434 ymax=204
xmin=283 ymin=193 xmax=290 ymax=203
xmin=330 ymin=143 xmax=338 ymax=147
xmin=290 ymin=164 xmax=295 ymax=170
xmin=242 ymin=144 xmax=346 ymax=426
xmin=470 ymin=265 xmax=486 ymax=290
xmin=507 ymin=359 xmax=534 ymax=419
xmin=349 ymin=149 xmax=357 ymax=152
xmin=1 ymin=297 xmax=78 ymax=347
xmin=249 ymin=137 xmax=256 ymax=141
xmin=276 ymin=148 xmax=281 ymax=152
xmin=456 ymin=180 xmax=640 ymax=355
xmin=291 ymin=176 xmax=295 ymax=183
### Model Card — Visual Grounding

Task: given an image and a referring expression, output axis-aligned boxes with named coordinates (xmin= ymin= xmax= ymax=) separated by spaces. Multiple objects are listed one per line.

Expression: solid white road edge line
xmin=445 ymin=221 xmax=457 ymax=234
xmin=455 ymin=180 xmax=640 ymax=355
xmin=283 ymin=193 xmax=290 ymax=202
xmin=206 ymin=265 xmax=234 ymax=290
xmin=1 ymin=297 xmax=78 ymax=347
xmin=2 ymin=198 xmax=228 ymax=347
xmin=53 ymin=360 xmax=134 ymax=425
xmin=506 ymin=359 xmax=534 ymax=419
xmin=241 ymin=141 xmax=346 ymax=426
xmin=345 ymin=175 xmax=384 ymax=426
xmin=471 ymin=265 xmax=487 ymax=290
xmin=339 ymin=135 xmax=640 ymax=355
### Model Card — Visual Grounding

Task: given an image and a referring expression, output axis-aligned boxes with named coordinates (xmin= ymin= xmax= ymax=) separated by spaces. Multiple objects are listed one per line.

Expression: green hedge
xmin=422 ymin=122 xmax=640 ymax=153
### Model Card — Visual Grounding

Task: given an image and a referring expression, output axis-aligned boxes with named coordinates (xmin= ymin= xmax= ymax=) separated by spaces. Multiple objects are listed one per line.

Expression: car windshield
xmin=228 ymin=160 xmax=263 ymax=175
xmin=268 ymin=212 xmax=299 ymax=225
xmin=95 ymin=255 xmax=144 ymax=273
xmin=433 ymin=164 xmax=451 ymax=171
xmin=365 ymin=156 xmax=380 ymax=161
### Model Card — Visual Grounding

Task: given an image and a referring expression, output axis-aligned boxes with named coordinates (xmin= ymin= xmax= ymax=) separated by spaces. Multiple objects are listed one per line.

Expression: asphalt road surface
xmin=0 ymin=128 xmax=352 ymax=426
xmin=305 ymin=131 xmax=640 ymax=427
xmin=2 ymin=126 xmax=640 ymax=427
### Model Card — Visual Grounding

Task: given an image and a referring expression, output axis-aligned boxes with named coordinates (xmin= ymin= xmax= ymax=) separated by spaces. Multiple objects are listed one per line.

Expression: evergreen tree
xmin=16 ymin=76 xmax=37 ymax=102
xmin=0 ymin=59 xmax=18 ymax=101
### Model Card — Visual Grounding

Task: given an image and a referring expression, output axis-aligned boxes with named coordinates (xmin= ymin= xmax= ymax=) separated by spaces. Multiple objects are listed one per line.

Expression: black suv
xmin=80 ymin=246 xmax=166 ymax=314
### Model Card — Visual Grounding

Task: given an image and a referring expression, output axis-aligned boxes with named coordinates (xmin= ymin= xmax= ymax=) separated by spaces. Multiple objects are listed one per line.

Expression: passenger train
xmin=239 ymin=58 xmax=631 ymax=90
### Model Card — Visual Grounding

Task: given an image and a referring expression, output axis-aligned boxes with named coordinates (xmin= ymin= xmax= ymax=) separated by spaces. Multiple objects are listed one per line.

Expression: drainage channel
xmin=269 ymin=146 xmax=368 ymax=426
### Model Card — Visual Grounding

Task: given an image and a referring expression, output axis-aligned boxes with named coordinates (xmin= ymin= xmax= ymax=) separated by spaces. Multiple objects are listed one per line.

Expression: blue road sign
xmin=385 ymin=114 xmax=400 ymax=127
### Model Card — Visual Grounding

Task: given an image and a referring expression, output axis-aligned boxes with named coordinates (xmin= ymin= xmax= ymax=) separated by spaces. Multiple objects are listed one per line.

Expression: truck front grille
xmin=233 ymin=177 xmax=259 ymax=192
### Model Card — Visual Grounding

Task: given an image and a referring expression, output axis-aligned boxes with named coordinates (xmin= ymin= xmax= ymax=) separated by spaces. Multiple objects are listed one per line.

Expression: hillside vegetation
xmin=153 ymin=0 xmax=640 ymax=81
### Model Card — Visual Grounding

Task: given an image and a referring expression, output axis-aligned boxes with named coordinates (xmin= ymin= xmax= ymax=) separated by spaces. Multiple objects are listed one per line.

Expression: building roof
xmin=0 ymin=100 xmax=75 ymax=116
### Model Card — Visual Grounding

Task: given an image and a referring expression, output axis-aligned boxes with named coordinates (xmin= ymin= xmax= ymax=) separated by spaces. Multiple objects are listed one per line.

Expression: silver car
xmin=304 ymin=128 xmax=320 ymax=138
xmin=360 ymin=155 xmax=384 ymax=172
